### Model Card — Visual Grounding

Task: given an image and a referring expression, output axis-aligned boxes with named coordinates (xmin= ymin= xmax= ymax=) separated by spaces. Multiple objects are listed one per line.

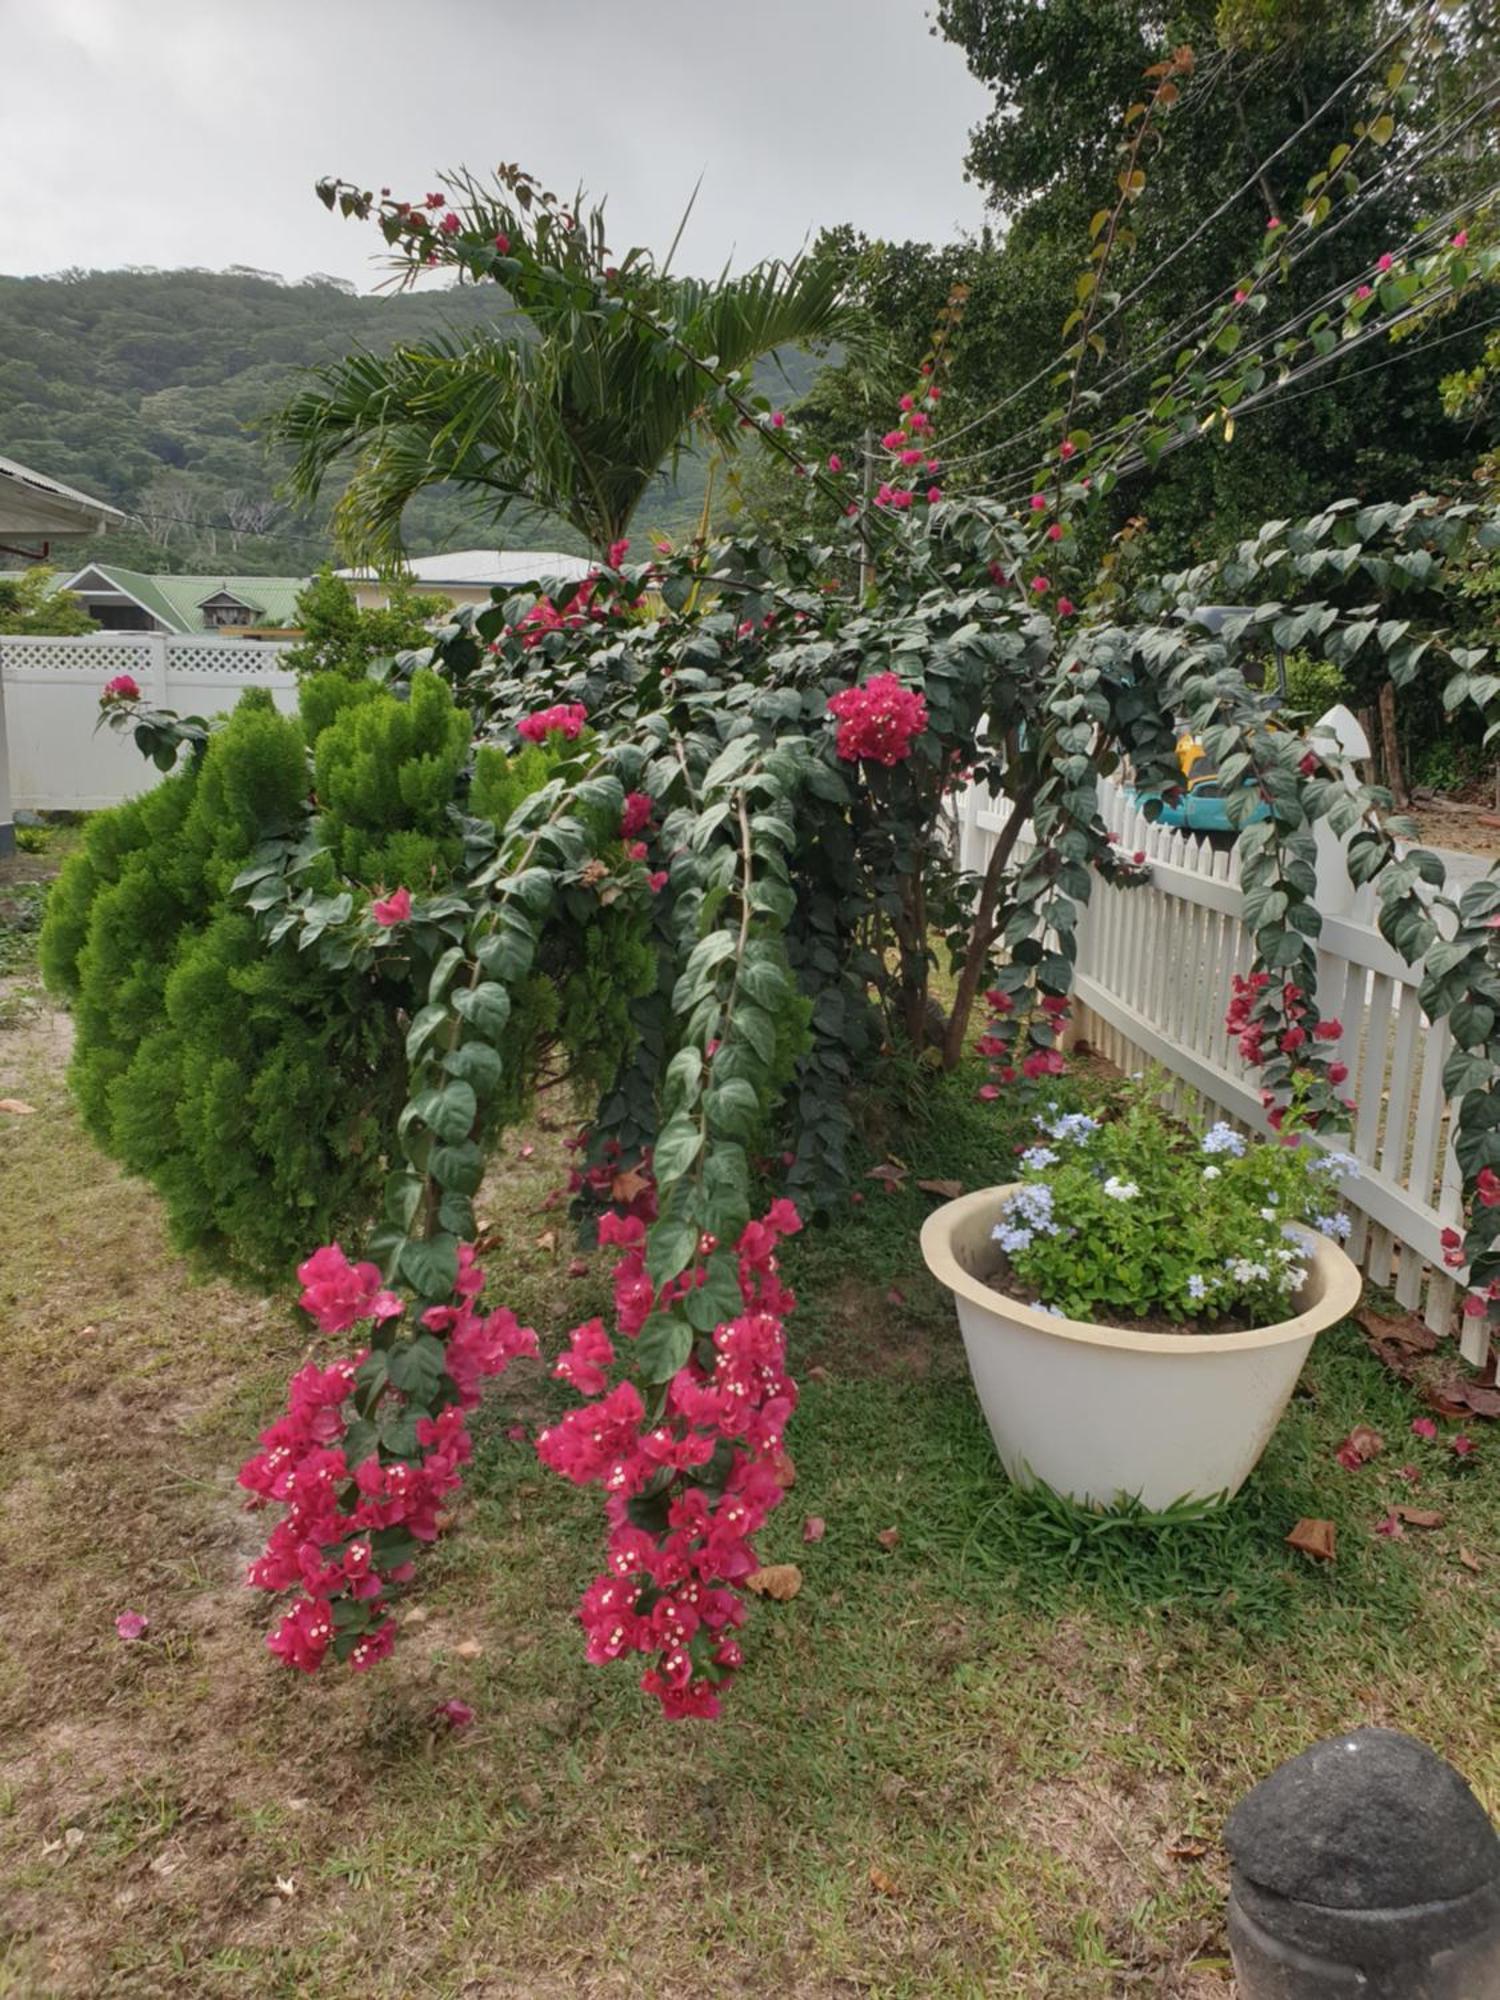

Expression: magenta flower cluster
xmin=537 ymin=1197 xmax=803 ymax=1719
xmin=825 ymin=671 xmax=929 ymax=767
xmin=238 ymin=1243 xmax=538 ymax=1673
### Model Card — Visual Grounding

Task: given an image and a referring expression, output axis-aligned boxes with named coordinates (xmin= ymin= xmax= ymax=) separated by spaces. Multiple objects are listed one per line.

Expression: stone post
xmin=1226 ymin=1728 xmax=1500 ymax=1997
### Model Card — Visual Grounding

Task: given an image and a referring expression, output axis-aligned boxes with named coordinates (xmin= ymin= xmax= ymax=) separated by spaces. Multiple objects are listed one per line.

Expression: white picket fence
xmin=0 ymin=631 xmax=296 ymax=816
xmin=955 ymin=773 xmax=1484 ymax=1363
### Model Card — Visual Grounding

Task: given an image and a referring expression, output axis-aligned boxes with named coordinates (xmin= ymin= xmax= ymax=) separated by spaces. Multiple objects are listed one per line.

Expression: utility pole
xmin=859 ymin=425 xmax=875 ymax=597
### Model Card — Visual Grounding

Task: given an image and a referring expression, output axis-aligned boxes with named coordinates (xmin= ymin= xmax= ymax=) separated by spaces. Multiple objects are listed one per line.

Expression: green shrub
xmin=1281 ymin=650 xmax=1346 ymax=716
xmin=39 ymin=680 xmax=666 ymax=1278
xmin=39 ymin=687 xmax=453 ymax=1278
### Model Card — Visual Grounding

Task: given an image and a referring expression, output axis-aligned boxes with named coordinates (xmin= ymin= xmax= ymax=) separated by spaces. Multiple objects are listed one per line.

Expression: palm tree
xmin=275 ymin=167 xmax=857 ymax=562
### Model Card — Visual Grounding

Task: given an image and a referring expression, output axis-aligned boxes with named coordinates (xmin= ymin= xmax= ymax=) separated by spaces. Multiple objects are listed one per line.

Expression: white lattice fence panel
xmin=1 ymin=634 xmax=296 ymax=812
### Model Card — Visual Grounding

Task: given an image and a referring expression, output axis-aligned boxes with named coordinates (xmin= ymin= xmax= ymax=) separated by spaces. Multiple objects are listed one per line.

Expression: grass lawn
xmin=1 ymin=846 xmax=1497 ymax=1997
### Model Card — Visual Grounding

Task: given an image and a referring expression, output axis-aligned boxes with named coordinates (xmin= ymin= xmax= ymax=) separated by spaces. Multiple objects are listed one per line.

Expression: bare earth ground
xmin=2 ymin=886 xmax=1498 ymax=1996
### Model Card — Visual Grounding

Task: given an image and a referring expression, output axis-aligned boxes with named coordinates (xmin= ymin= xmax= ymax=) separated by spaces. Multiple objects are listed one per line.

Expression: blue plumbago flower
xmin=994 ymin=1225 xmax=1034 ymax=1254
xmin=1019 ymin=1145 xmax=1059 ymax=1173
xmin=1031 ymin=1300 xmax=1067 ymax=1317
xmin=1202 ymin=1122 xmax=1247 ymax=1157
xmin=1315 ymin=1212 xmax=1352 ymax=1240
xmin=1202 ymin=1164 xmax=1221 ymax=1180
xmin=1038 ymin=1110 xmax=1099 ymax=1144
xmin=1315 ymin=1149 xmax=1361 ymax=1181
xmin=1102 ymin=1175 xmax=1140 ymax=1201
xmin=1007 ymin=1182 xmax=1059 ymax=1232
xmin=1227 ymin=1257 xmax=1270 ymax=1283
xmin=1187 ymin=1274 xmax=1208 ymax=1301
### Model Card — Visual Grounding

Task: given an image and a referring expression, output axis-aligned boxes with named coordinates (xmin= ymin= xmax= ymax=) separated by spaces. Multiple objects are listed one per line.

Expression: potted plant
xmin=920 ymin=1090 xmax=1363 ymax=1509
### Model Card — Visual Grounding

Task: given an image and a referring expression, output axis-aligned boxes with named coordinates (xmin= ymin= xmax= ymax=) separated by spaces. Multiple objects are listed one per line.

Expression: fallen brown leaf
xmin=534 ymin=1228 xmax=558 ymax=1254
xmin=744 ymin=1564 xmax=802 ymax=1602
xmin=806 ymin=1365 xmax=831 ymax=1384
xmin=766 ymin=1449 xmax=797 ymax=1489
xmin=566 ymin=1257 xmax=589 ymax=1278
xmin=868 ymin=1866 xmax=900 ymax=1898
xmin=0 ymin=1098 xmax=36 ymax=1116
xmin=611 ymin=1166 xmax=652 ymax=1203
xmin=452 ymin=1639 xmax=484 ymax=1660
xmin=1356 ymin=1307 xmax=1437 ymax=1353
xmin=876 ymin=1526 xmax=901 ymax=1551
xmin=1456 ymin=1380 xmax=1500 ymax=1420
xmin=1394 ymin=1506 xmax=1445 ymax=1529
xmin=1166 ymin=1837 xmax=1210 ymax=1862
xmin=1346 ymin=1424 xmax=1383 ymax=1462
xmin=885 ymin=1286 xmax=906 ymax=1306
xmin=866 ymin=1161 xmax=908 ymax=1191
xmin=1458 ymin=1548 xmax=1483 ymax=1573
xmin=518 ymin=1143 xmax=536 ymax=1160
xmin=916 ymin=1177 xmax=964 ymax=1200
xmin=801 ymin=1515 xmax=827 ymax=1544
xmin=1286 ymin=1518 xmax=1336 ymax=1562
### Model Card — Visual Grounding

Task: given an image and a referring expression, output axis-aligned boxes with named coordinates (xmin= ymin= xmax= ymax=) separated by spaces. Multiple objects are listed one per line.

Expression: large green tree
xmin=745 ymin=2 xmax=1497 ymax=565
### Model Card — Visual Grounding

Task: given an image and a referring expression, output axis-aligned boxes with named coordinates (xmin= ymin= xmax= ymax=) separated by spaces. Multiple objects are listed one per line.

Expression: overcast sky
xmin=0 ymin=0 xmax=993 ymax=289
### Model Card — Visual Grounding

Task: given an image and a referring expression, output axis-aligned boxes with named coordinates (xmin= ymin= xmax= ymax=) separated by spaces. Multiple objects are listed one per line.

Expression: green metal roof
xmin=67 ymin=565 xmax=307 ymax=632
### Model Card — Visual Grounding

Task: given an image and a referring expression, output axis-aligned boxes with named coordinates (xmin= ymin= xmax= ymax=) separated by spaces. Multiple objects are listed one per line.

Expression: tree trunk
xmin=1378 ymin=682 xmax=1409 ymax=808
xmin=941 ymin=780 xmax=1040 ymax=1069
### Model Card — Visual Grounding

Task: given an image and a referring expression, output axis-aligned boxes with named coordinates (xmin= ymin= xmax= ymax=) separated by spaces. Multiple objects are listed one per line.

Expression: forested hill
xmin=0 ymin=266 xmax=814 ymax=574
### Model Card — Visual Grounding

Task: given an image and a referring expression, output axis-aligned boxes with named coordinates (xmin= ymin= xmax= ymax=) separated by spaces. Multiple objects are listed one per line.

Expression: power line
xmin=928 ymin=4 xmax=1426 ymax=459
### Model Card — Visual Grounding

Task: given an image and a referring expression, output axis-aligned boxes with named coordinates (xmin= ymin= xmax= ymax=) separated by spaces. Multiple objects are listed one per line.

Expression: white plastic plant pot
xmin=920 ymin=1185 xmax=1362 ymax=1511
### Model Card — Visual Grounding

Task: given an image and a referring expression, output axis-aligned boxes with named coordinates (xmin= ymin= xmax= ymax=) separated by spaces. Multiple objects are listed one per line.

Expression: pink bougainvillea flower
xmin=517 ymin=702 xmax=588 ymax=743
xmin=433 ymin=1698 xmax=475 ymax=1730
xmin=1463 ymin=1293 xmax=1487 ymax=1318
xmin=1031 ymin=575 xmax=1051 ymax=594
xmin=1374 ymin=1511 xmax=1405 ymax=1539
xmin=977 ymin=1083 xmax=1002 ymax=1101
xmin=1411 ymin=1416 xmax=1439 ymax=1440
xmin=1266 ymin=216 xmax=1281 ymax=231
xmin=439 ymin=212 xmax=462 ymax=235
xmin=1047 ymin=522 xmax=1063 ymax=542
xmin=1029 ymin=493 xmax=1047 ymax=511
xmin=926 ymin=486 xmax=943 ymax=504
xmin=1453 ymin=229 xmax=1468 ymax=249
xmin=1056 ymin=596 xmax=1076 ymax=617
xmin=607 ymin=538 xmax=630 ymax=567
xmin=881 ymin=429 xmax=906 ymax=450
xmin=115 ymin=1610 xmax=149 ymax=1641
xmin=493 ymin=231 xmax=511 ymax=253
xmin=1233 ymin=289 xmax=1249 ymax=304
xmin=1377 ymin=252 xmax=1394 ymax=271
xmin=1453 ymin=1433 xmax=1476 ymax=1457
xmin=899 ymin=393 xmax=914 ymax=411
xmin=371 ymin=885 xmax=412 ymax=927
xmin=827 ymin=453 xmax=843 ymax=472
xmin=826 ymin=672 xmax=928 ymax=766
xmin=620 ymin=791 xmax=654 ymax=838
xmin=1060 ymin=439 xmax=1077 ymax=459
xmin=1354 ymin=284 xmax=1372 ymax=301
xmin=769 ymin=411 xmax=786 ymax=428
xmin=102 ymin=673 xmax=142 ymax=702
xmin=648 ymin=870 xmax=669 ymax=894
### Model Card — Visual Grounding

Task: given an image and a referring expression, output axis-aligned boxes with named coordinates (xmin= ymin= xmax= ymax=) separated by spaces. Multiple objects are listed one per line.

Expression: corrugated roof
xmin=62 ymin=565 xmax=307 ymax=632
xmin=0 ymin=455 xmax=125 ymax=537
xmin=335 ymin=549 xmax=593 ymax=587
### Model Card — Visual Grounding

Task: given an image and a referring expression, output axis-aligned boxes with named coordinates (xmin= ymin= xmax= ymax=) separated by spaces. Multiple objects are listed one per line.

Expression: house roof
xmin=59 ymin=564 xmax=307 ymax=632
xmin=335 ymin=549 xmax=593 ymax=588
xmin=0 ymin=455 xmax=125 ymax=541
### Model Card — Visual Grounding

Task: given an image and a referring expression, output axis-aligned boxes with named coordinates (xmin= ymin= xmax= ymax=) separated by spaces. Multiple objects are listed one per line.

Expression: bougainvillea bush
xmin=45 ymin=51 xmax=1500 ymax=1713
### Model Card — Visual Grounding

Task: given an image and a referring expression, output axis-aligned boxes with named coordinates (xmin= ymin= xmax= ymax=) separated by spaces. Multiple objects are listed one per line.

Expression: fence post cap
xmin=1228 ymin=1728 xmax=1497 ymax=1912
